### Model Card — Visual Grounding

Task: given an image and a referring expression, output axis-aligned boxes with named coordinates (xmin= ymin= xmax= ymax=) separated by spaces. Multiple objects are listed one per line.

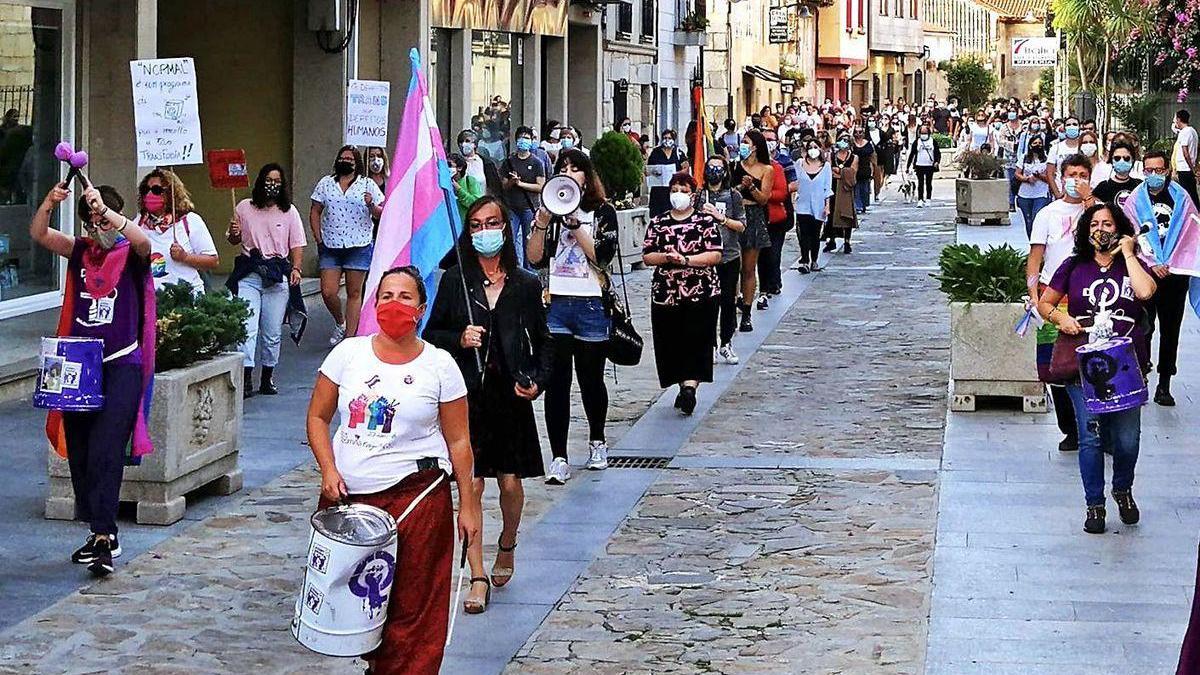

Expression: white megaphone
xmin=542 ymin=175 xmax=582 ymax=217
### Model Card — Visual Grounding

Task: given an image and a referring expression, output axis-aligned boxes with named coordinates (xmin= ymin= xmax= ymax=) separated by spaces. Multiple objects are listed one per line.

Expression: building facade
xmin=923 ymin=0 xmax=996 ymax=57
xmin=602 ymin=0 xmax=657 ymax=142
xmin=867 ymin=0 xmax=927 ymax=108
xmin=816 ymin=0 xmax=870 ymax=105
xmin=656 ymin=0 xmax=703 ymax=140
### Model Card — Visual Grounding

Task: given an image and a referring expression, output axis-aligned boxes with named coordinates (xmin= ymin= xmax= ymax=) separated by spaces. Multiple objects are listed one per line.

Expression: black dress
xmin=425 ymin=265 xmax=553 ymax=478
xmin=647 ymin=146 xmax=686 ymax=218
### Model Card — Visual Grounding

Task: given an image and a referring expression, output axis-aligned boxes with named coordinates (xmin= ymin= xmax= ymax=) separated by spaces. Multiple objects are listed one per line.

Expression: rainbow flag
xmin=358 ymin=48 xmax=461 ymax=335
xmin=691 ymin=84 xmax=713 ymax=186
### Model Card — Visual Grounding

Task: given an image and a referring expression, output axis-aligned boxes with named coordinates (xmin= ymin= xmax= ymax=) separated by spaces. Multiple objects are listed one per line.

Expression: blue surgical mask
xmin=460 ymin=141 xmax=476 ymax=155
xmin=738 ymin=144 xmax=752 ymax=160
xmin=1008 ymin=112 xmax=1017 ymax=120
xmin=1057 ymin=130 xmax=1067 ymax=141
xmin=1064 ymin=177 xmax=1080 ymax=199
xmin=836 ymin=140 xmax=849 ymax=150
xmin=1065 ymin=126 xmax=1081 ymax=140
xmin=1113 ymin=159 xmax=1133 ymax=175
xmin=561 ymin=137 xmax=576 ymax=149
xmin=516 ymin=138 xmax=534 ymax=153
xmin=1145 ymin=173 xmax=1167 ymax=191
xmin=471 ymin=229 xmax=506 ymax=257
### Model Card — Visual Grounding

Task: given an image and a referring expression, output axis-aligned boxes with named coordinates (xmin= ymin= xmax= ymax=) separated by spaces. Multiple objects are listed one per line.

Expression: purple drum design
xmin=33 ymin=337 xmax=105 ymax=412
xmin=1075 ymin=336 xmax=1148 ymax=414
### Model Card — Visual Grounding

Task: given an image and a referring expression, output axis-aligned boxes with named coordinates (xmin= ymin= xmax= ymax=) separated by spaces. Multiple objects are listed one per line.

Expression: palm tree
xmin=1052 ymin=0 xmax=1150 ymax=131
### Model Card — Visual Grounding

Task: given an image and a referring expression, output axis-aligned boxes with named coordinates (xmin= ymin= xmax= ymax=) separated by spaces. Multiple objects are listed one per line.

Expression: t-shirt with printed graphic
xmin=643 ymin=209 xmax=724 ymax=305
xmin=319 ymin=337 xmax=467 ymax=494
xmin=310 ymin=175 xmax=385 ymax=249
xmin=1029 ymin=199 xmax=1086 ymax=284
xmin=140 ymin=212 xmax=218 ymax=293
xmin=68 ymin=239 xmax=144 ymax=366
xmin=1049 ymin=255 xmax=1153 ymax=372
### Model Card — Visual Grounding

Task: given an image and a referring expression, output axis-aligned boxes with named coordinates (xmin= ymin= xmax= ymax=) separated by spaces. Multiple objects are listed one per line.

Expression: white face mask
xmin=806 ymin=147 xmax=821 ymax=159
xmin=86 ymin=222 xmax=120 ymax=250
xmin=1080 ymin=143 xmax=1098 ymax=157
xmin=767 ymin=141 xmax=778 ymax=153
xmin=369 ymin=157 xmax=384 ymax=173
xmin=669 ymin=191 xmax=692 ymax=211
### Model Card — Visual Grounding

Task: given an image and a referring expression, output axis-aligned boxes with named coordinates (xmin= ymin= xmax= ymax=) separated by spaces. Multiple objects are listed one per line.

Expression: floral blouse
xmin=643 ymin=209 xmax=723 ymax=306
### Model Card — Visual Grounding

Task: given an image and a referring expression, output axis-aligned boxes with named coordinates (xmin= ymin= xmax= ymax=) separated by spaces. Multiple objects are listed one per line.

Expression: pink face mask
xmin=143 ymin=193 xmax=166 ymax=214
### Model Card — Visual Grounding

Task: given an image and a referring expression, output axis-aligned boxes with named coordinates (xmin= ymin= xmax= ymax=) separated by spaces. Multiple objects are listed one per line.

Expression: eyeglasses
xmin=139 ymin=184 xmax=166 ymax=196
xmin=468 ymin=218 xmax=506 ymax=232
xmin=1144 ymin=167 xmax=1169 ymax=176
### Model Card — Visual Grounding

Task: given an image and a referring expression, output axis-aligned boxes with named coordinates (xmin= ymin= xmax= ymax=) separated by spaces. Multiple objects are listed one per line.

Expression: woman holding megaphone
xmin=527 ymin=149 xmax=618 ymax=484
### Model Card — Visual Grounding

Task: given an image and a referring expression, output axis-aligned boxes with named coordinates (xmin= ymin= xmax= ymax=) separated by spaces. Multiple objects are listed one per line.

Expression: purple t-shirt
xmin=69 ymin=240 xmax=145 ymax=366
xmin=1048 ymin=254 xmax=1152 ymax=371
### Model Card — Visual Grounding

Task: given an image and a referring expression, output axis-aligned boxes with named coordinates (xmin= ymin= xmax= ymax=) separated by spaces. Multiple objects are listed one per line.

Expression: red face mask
xmin=376 ymin=301 xmax=421 ymax=340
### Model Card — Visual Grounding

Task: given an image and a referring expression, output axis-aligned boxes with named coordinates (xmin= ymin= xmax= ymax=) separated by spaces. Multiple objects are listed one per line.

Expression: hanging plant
xmin=679 ymin=11 xmax=709 ymax=32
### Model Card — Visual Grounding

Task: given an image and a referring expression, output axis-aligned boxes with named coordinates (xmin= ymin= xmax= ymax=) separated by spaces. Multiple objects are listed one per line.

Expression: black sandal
xmin=491 ymin=537 xmax=518 ymax=587
xmin=463 ymin=577 xmax=491 ymax=614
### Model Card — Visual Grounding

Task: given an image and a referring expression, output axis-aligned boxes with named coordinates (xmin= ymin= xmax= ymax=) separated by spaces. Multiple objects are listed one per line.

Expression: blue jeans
xmin=1065 ymin=384 xmax=1142 ymax=506
xmin=1005 ymin=167 xmax=1018 ymax=208
xmin=546 ymin=295 xmax=610 ymax=342
xmin=1016 ymin=195 xmax=1051 ymax=238
xmin=234 ymin=272 xmax=289 ymax=368
xmin=853 ymin=179 xmax=871 ymax=211
xmin=509 ymin=208 xmax=535 ymax=269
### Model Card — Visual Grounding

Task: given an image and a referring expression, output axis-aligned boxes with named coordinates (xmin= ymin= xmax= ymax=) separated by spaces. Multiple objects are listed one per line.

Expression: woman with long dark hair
xmin=227 ymin=163 xmax=307 ymax=397
xmin=1036 ymin=204 xmax=1155 ymax=534
xmin=527 ymin=149 xmax=618 ymax=483
xmin=309 ymin=145 xmax=385 ymax=343
xmin=426 ymin=196 xmax=552 ymax=614
xmin=696 ymin=155 xmax=746 ymax=364
xmin=730 ymin=129 xmax=774 ymax=332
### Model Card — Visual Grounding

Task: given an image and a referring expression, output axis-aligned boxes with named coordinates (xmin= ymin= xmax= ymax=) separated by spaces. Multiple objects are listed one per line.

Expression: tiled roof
xmin=971 ymin=0 xmax=1048 ymax=19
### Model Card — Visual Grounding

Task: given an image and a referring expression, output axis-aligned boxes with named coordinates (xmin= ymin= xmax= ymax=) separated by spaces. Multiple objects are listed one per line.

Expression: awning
xmin=743 ymin=65 xmax=783 ymax=83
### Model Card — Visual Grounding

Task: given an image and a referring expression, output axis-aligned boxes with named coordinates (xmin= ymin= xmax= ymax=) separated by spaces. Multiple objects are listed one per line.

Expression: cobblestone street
xmin=3 ymin=178 xmax=1198 ymax=674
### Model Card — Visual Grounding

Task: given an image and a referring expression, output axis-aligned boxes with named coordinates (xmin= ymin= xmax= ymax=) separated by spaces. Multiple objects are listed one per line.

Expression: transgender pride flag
xmin=358 ymin=48 xmax=461 ymax=335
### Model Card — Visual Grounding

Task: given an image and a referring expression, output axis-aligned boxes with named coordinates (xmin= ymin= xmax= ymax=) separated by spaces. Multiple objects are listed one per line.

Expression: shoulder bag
xmin=602 ymin=226 xmax=643 ymax=366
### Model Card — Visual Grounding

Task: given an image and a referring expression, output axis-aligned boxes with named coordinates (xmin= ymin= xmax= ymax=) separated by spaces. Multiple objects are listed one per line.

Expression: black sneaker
xmin=1084 ymin=505 xmax=1106 ymax=534
xmin=797 ymin=263 xmax=810 ymax=275
xmin=678 ymin=386 xmax=697 ymax=416
xmin=843 ymin=242 xmax=853 ymax=254
xmin=739 ymin=314 xmax=753 ymax=333
xmin=1113 ymin=490 xmax=1140 ymax=525
xmin=72 ymin=534 xmax=122 ymax=564
xmin=259 ymin=378 xmax=278 ymax=396
xmin=1154 ymin=385 xmax=1176 ymax=406
xmin=88 ymin=536 xmax=115 ymax=576
xmin=823 ymin=240 xmax=837 ymax=253
xmin=756 ymin=294 xmax=769 ymax=310
xmin=1058 ymin=435 xmax=1079 ymax=452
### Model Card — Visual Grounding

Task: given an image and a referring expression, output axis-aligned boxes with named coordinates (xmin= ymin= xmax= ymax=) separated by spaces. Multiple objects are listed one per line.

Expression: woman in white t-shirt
xmin=526 ymin=149 xmax=619 ymax=485
xmin=136 ymin=168 xmax=219 ymax=294
xmin=307 ymin=265 xmax=480 ymax=675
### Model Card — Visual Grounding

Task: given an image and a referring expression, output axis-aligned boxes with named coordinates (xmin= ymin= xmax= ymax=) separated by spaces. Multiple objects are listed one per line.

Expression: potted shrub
xmin=955 ymin=149 xmax=1010 ymax=225
xmin=46 ymin=283 xmax=251 ymax=525
xmin=934 ymin=244 xmax=1045 ymax=412
xmin=592 ymin=131 xmax=650 ymax=270
xmin=676 ymin=11 xmax=709 ymax=45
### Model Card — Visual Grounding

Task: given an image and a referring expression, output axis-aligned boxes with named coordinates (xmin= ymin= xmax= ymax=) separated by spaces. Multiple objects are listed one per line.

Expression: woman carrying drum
xmin=306 ymin=266 xmax=481 ymax=674
xmin=30 ymin=181 xmax=155 ymax=577
xmin=1036 ymin=204 xmax=1156 ymax=535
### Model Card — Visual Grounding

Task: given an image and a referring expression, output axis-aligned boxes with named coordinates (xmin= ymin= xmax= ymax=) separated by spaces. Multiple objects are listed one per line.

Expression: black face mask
xmin=705 ymin=165 xmax=726 ymax=185
xmin=334 ymin=160 xmax=355 ymax=176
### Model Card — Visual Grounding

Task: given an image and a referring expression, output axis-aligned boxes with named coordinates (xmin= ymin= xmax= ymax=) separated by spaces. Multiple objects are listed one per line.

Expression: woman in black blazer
xmin=425 ymin=195 xmax=553 ymax=615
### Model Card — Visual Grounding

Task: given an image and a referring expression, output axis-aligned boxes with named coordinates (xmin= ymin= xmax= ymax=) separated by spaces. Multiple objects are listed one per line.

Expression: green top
xmin=454 ymin=174 xmax=485 ymax=218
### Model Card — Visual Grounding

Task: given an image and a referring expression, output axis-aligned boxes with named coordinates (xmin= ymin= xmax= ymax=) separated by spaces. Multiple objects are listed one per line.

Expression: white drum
xmin=292 ymin=503 xmax=399 ymax=657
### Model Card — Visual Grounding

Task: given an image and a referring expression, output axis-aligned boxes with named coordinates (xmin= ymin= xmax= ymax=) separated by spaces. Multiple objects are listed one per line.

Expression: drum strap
xmin=102 ymin=341 xmax=139 ymax=363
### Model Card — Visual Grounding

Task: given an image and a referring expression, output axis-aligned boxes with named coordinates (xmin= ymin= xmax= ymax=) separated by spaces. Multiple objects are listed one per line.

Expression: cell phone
xmin=516 ymin=372 xmax=534 ymax=390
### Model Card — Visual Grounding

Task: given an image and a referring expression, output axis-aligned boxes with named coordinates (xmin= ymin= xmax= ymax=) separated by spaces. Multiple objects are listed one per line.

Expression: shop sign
xmin=769 ymin=8 xmax=791 ymax=44
xmin=1012 ymin=37 xmax=1058 ymax=68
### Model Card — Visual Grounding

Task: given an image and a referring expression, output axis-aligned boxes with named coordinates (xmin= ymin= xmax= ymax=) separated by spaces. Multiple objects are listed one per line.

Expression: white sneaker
xmin=329 ymin=323 xmax=346 ymax=346
xmin=585 ymin=440 xmax=609 ymax=470
xmin=545 ymin=457 xmax=572 ymax=484
xmin=718 ymin=343 xmax=740 ymax=365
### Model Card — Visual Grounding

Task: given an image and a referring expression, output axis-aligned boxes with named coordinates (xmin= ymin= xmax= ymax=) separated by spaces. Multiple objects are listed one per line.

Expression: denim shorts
xmin=547 ymin=295 xmax=611 ymax=342
xmin=318 ymin=243 xmax=374 ymax=271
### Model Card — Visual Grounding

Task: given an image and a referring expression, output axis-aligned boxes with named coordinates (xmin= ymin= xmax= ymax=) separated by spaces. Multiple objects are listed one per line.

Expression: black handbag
xmin=603 ymin=230 xmax=644 ymax=366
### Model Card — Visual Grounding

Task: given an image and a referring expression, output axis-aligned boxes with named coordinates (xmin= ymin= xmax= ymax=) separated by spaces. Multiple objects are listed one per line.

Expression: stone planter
xmin=949 ymin=302 xmax=1045 ymax=413
xmin=672 ymin=30 xmax=707 ymax=47
xmin=614 ymin=206 xmax=649 ymax=272
xmin=46 ymin=352 xmax=244 ymax=525
xmin=955 ymin=178 xmax=1010 ymax=225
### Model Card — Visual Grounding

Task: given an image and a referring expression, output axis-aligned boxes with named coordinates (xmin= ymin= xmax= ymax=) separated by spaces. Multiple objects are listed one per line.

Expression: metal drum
xmin=32 ymin=337 xmax=105 ymax=411
xmin=292 ymin=503 xmax=399 ymax=657
xmin=1076 ymin=336 xmax=1148 ymax=414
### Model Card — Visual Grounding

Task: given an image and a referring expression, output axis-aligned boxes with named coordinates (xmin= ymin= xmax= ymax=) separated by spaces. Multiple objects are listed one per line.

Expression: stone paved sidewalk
xmin=508 ymin=190 xmax=955 ymax=673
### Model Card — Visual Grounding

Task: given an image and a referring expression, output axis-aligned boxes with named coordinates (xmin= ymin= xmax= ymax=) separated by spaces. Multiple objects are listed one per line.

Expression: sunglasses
xmin=139 ymin=184 xmax=166 ymax=196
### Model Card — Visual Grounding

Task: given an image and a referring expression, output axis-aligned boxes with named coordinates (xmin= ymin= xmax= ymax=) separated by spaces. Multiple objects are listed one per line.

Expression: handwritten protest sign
xmin=130 ymin=57 xmax=203 ymax=166
xmin=345 ymin=79 xmax=391 ymax=147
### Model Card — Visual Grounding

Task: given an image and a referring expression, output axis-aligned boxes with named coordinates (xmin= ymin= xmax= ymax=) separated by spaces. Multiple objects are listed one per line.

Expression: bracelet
xmin=1048 ymin=307 xmax=1059 ymax=319
xmin=532 ymin=225 xmax=548 ymax=232
xmin=116 ymin=217 xmax=128 ymax=233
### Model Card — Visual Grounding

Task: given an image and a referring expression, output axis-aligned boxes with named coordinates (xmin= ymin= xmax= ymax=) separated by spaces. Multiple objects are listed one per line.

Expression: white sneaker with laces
xmin=545 ymin=457 xmax=572 ymax=484
xmin=329 ymin=323 xmax=346 ymax=346
xmin=718 ymin=343 xmax=740 ymax=365
xmin=586 ymin=440 xmax=609 ymax=470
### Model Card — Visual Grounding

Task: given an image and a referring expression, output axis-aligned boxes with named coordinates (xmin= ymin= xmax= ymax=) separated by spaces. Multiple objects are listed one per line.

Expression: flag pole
xmin=441 ymin=185 xmax=483 ymax=374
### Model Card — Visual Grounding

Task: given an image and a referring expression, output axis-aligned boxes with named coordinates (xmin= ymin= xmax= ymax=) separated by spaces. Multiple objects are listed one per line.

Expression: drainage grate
xmin=605 ymin=455 xmax=672 ymax=469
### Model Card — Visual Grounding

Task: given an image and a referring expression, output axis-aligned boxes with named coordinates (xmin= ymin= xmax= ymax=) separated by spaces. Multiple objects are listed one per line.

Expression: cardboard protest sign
xmin=130 ymin=57 xmax=203 ymax=166
xmin=207 ymin=149 xmax=248 ymax=189
xmin=345 ymin=79 xmax=391 ymax=147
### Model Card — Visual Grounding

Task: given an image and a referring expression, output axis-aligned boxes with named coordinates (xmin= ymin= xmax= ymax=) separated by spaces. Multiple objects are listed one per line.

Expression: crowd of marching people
xmin=29 ymin=87 xmax=1200 ymax=674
